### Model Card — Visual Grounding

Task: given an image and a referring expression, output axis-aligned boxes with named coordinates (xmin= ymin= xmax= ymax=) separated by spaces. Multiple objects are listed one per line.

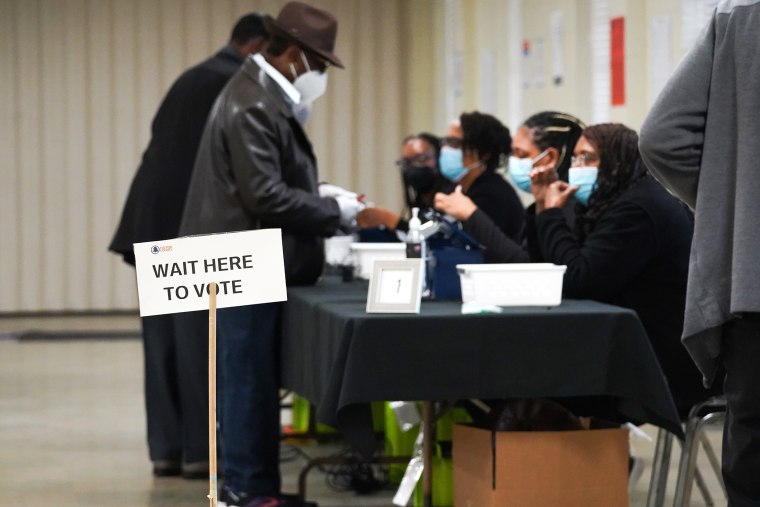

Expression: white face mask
xmin=290 ymin=51 xmax=328 ymax=104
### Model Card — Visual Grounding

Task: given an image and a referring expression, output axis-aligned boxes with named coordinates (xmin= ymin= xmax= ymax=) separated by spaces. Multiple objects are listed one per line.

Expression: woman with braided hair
xmin=509 ymin=110 xmax=586 ymax=191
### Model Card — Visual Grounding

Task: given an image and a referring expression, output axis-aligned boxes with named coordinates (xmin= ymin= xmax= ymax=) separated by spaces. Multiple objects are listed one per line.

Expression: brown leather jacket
xmin=179 ymin=57 xmax=340 ymax=285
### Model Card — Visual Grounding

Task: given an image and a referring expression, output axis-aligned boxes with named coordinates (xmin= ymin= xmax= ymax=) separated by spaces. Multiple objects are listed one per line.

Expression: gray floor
xmin=0 ymin=315 xmax=727 ymax=506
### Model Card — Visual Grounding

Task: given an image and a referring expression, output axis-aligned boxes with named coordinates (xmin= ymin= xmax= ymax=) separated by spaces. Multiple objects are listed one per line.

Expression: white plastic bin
xmin=325 ymin=235 xmax=355 ymax=266
xmin=350 ymin=243 xmax=406 ymax=279
xmin=456 ymin=263 xmax=567 ymax=306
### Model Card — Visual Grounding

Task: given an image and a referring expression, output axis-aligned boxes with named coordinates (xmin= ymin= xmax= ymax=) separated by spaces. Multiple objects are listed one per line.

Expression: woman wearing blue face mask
xmin=436 ymin=111 xmax=584 ymax=262
xmin=437 ymin=111 xmax=525 ymax=243
xmin=536 ymin=123 xmax=719 ymax=416
xmin=509 ymin=111 xmax=585 ymax=196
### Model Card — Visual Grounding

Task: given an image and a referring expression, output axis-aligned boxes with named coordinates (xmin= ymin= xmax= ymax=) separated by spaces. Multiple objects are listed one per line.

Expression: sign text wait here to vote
xmin=133 ymin=229 xmax=287 ymax=317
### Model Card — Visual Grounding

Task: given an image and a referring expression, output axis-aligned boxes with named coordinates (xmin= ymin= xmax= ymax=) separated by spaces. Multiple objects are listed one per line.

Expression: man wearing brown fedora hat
xmin=180 ymin=2 xmax=359 ymax=507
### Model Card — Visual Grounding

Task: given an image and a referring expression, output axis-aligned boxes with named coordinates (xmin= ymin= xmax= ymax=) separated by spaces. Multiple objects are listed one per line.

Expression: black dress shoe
xmin=280 ymin=494 xmax=318 ymax=507
xmin=181 ymin=460 xmax=210 ymax=480
xmin=152 ymin=459 xmax=182 ymax=477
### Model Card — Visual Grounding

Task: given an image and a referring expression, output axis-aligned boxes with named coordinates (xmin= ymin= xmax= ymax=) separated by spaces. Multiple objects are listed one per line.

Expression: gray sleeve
xmin=639 ymin=14 xmax=716 ymax=210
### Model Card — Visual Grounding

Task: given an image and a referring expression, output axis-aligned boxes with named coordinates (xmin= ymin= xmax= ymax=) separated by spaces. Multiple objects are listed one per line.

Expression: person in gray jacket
xmin=639 ymin=1 xmax=760 ymax=504
xmin=179 ymin=2 xmax=360 ymax=506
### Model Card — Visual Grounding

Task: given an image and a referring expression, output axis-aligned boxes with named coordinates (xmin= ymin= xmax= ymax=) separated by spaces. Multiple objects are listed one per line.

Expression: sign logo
xmin=151 ymin=245 xmax=173 ymax=254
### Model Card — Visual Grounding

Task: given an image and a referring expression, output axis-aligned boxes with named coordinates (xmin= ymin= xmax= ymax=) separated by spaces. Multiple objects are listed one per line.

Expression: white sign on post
xmin=133 ymin=229 xmax=287 ymax=317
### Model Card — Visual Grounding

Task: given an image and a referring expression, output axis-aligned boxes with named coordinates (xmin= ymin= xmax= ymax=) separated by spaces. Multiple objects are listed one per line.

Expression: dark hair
xmin=230 ymin=13 xmax=267 ymax=44
xmin=403 ymin=132 xmax=442 ymax=164
xmin=575 ymin=123 xmax=648 ymax=241
xmin=523 ymin=111 xmax=586 ymax=181
xmin=460 ymin=112 xmax=511 ymax=172
xmin=266 ymin=34 xmax=292 ymax=57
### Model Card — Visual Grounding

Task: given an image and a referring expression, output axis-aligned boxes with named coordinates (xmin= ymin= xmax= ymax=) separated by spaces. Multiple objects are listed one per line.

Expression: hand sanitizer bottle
xmin=406 ymin=208 xmax=428 ymax=294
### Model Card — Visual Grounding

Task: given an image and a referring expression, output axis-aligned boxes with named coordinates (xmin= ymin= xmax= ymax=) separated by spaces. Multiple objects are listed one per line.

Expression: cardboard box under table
xmin=453 ymin=425 xmax=629 ymax=507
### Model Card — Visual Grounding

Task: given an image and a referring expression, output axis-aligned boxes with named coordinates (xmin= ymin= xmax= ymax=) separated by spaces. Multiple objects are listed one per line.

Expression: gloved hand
xmin=335 ymin=194 xmax=364 ymax=227
xmin=319 ymin=182 xmax=357 ymax=200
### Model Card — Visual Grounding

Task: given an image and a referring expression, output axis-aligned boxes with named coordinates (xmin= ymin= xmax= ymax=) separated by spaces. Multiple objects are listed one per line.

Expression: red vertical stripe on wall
xmin=611 ymin=17 xmax=625 ymax=106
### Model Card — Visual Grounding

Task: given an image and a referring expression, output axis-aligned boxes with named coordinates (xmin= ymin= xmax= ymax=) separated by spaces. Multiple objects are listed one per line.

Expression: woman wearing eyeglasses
xmin=437 ymin=111 xmax=525 ymax=244
xmin=452 ymin=122 xmax=716 ymax=414
xmin=356 ymin=133 xmax=452 ymax=234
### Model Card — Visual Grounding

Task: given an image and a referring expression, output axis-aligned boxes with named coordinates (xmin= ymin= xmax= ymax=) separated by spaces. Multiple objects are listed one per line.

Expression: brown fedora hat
xmin=263 ymin=1 xmax=344 ymax=69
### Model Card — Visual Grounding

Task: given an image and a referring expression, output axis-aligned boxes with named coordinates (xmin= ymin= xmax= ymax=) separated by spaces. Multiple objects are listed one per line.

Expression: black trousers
xmin=722 ymin=313 xmax=760 ymax=506
xmin=142 ymin=310 xmax=208 ymax=463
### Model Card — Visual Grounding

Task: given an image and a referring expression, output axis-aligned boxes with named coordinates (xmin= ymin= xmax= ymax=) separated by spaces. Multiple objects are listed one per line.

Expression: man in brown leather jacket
xmin=179 ymin=3 xmax=360 ymax=506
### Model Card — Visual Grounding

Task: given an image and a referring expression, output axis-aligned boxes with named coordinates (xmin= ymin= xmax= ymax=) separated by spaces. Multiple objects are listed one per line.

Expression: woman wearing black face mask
xmin=357 ymin=133 xmax=452 ymax=232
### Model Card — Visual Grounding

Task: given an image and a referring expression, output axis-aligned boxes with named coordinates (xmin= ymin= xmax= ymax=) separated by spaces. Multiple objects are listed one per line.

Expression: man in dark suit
xmin=109 ymin=13 xmax=268 ymax=479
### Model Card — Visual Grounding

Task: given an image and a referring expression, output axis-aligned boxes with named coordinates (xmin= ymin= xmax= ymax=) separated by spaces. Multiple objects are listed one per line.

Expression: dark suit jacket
xmin=109 ymin=46 xmax=245 ymax=264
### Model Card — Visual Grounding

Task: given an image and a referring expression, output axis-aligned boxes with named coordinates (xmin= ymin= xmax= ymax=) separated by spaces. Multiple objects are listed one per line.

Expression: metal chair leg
xmin=674 ymin=410 xmax=726 ymax=507
xmin=673 ymin=415 xmax=702 ymax=506
xmin=693 ymin=466 xmax=714 ymax=506
xmin=647 ymin=428 xmax=673 ymax=507
xmin=699 ymin=419 xmax=727 ymax=498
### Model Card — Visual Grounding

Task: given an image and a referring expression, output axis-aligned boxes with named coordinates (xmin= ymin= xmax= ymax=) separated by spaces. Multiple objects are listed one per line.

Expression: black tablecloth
xmin=281 ymin=278 xmax=682 ymax=457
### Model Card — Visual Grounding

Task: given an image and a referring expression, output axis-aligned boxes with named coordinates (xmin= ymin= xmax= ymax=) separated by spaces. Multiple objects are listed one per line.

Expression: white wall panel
xmin=112 ymin=0 xmax=140 ymax=309
xmin=185 ymin=1 xmax=213 ymax=63
xmin=40 ymin=0 xmax=67 ymax=310
xmin=135 ymin=0 xmax=162 ymax=151
xmin=17 ymin=0 xmax=44 ymax=311
xmin=63 ymin=0 xmax=90 ymax=308
xmin=0 ymin=0 xmax=20 ymax=311
xmin=87 ymin=0 xmax=116 ymax=311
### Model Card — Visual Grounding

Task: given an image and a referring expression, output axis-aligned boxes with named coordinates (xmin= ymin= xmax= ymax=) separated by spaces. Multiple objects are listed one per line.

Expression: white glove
xmin=335 ymin=194 xmax=364 ymax=227
xmin=319 ymin=182 xmax=357 ymax=200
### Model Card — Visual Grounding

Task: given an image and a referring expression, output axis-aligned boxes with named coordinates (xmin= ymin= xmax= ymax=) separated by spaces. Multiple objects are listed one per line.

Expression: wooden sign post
xmin=208 ymin=282 xmax=218 ymax=507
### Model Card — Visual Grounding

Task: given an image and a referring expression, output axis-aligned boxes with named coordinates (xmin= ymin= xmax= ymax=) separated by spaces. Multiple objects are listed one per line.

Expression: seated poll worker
xmin=435 ymin=110 xmax=585 ymax=263
xmin=356 ymin=132 xmax=451 ymax=233
xmin=461 ymin=123 xmax=716 ymax=415
xmin=536 ymin=124 xmax=720 ymax=414
xmin=179 ymin=3 xmax=362 ymax=506
xmin=438 ymin=112 xmax=525 ymax=244
xmin=509 ymin=110 xmax=586 ymax=189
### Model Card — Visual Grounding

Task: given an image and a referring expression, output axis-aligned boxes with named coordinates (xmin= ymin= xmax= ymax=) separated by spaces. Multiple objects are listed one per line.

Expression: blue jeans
xmin=217 ymin=303 xmax=282 ymax=496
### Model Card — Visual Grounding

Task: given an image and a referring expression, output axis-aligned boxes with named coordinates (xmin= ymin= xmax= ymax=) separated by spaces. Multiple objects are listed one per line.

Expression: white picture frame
xmin=366 ymin=259 xmax=423 ymax=314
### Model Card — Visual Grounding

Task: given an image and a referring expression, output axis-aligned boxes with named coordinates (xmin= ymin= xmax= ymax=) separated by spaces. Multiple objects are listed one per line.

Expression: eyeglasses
xmin=571 ymin=153 xmax=600 ymax=166
xmin=441 ymin=136 xmax=463 ymax=149
xmin=395 ymin=154 xmax=435 ymax=167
